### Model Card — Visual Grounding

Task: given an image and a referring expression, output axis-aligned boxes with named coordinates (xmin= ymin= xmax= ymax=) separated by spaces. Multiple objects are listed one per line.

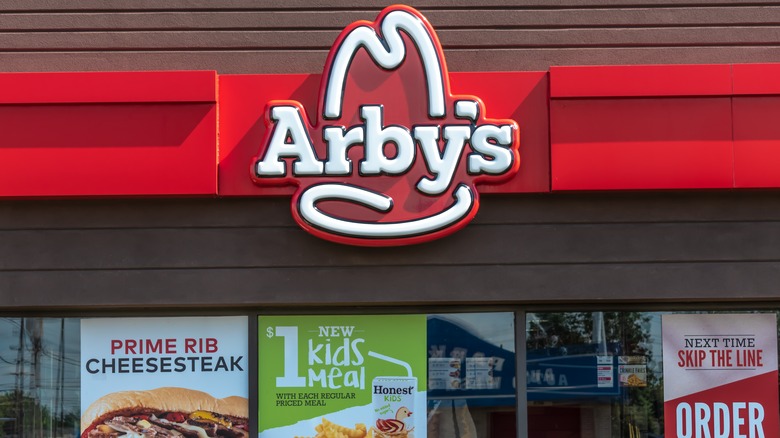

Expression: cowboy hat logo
xmin=252 ymin=5 xmax=520 ymax=246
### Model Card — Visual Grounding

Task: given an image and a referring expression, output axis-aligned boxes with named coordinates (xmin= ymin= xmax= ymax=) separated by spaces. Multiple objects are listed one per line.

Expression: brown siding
xmin=1 ymin=1 xmax=780 ymax=73
xmin=2 ymin=192 xmax=779 ymax=309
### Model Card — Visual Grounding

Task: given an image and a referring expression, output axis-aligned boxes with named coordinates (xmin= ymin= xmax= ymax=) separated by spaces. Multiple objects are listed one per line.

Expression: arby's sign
xmin=250 ymin=5 xmax=520 ymax=246
xmin=662 ymin=314 xmax=779 ymax=438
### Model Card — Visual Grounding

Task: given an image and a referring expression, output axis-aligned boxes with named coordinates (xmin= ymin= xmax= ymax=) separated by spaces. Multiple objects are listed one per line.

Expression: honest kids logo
xmin=251 ymin=5 xmax=520 ymax=246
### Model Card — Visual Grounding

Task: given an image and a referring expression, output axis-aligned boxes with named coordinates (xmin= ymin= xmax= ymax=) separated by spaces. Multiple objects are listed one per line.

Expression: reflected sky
xmin=430 ymin=313 xmax=515 ymax=352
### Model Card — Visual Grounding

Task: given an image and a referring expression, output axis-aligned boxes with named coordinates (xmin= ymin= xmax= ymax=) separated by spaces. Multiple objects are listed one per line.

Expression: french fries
xmin=295 ymin=417 xmax=371 ymax=438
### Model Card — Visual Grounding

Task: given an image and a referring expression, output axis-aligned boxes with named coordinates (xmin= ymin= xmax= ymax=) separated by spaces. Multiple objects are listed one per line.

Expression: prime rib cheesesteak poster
xmin=81 ymin=316 xmax=249 ymax=437
xmin=258 ymin=315 xmax=427 ymax=438
xmin=663 ymin=313 xmax=779 ymax=438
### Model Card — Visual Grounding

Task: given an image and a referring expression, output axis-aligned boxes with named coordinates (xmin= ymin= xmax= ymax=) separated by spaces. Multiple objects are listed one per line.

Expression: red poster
xmin=662 ymin=314 xmax=779 ymax=438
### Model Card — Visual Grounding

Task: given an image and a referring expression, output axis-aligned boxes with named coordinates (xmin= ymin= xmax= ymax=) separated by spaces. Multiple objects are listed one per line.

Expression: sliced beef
xmin=186 ymin=419 xmax=218 ymax=437
xmin=147 ymin=417 xmax=202 ymax=438
xmin=87 ymin=431 xmax=121 ymax=438
xmin=215 ymin=425 xmax=246 ymax=438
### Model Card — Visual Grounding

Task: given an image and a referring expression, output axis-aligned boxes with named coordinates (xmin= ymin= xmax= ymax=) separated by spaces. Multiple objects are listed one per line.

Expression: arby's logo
xmin=251 ymin=5 xmax=520 ymax=246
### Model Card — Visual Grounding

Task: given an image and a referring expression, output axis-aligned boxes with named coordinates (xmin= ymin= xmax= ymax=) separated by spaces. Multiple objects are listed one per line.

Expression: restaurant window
xmin=2 ymin=309 xmax=777 ymax=438
xmin=0 ymin=317 xmax=80 ymax=438
xmin=427 ymin=312 xmax=517 ymax=438
xmin=526 ymin=311 xmax=663 ymax=438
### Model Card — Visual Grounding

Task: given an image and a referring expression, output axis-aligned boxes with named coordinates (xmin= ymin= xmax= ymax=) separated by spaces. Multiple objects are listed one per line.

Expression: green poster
xmin=258 ymin=315 xmax=427 ymax=438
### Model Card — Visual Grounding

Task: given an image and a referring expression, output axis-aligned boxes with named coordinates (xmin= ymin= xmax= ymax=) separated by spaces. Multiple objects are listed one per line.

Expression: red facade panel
xmin=0 ymin=71 xmax=216 ymax=104
xmin=550 ymin=65 xmax=733 ymax=98
xmin=734 ymin=97 xmax=780 ymax=188
xmin=549 ymin=64 xmax=739 ymax=191
xmin=2 ymin=64 xmax=780 ymax=198
xmin=733 ymin=64 xmax=780 ymax=96
xmin=732 ymin=65 xmax=780 ymax=188
xmin=0 ymin=71 xmax=217 ymax=197
xmin=551 ymin=97 xmax=734 ymax=190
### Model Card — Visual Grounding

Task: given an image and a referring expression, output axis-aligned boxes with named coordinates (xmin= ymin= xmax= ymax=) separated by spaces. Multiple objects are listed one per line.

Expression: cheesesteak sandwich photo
xmin=81 ymin=387 xmax=248 ymax=438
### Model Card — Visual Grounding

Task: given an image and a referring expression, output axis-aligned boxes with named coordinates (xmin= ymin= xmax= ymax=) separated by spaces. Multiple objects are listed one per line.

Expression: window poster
xmin=258 ymin=315 xmax=427 ymax=438
xmin=618 ymin=356 xmax=647 ymax=387
xmin=80 ymin=316 xmax=249 ymax=438
xmin=662 ymin=313 xmax=779 ymax=438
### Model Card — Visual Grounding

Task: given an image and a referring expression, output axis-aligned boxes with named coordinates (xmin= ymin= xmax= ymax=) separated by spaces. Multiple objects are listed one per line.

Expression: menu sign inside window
xmin=80 ymin=316 xmax=249 ymax=438
xmin=662 ymin=313 xmax=779 ymax=438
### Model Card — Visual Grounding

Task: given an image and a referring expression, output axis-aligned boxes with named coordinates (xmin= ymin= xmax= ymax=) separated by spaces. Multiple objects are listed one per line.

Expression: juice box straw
xmin=368 ymin=351 xmax=413 ymax=377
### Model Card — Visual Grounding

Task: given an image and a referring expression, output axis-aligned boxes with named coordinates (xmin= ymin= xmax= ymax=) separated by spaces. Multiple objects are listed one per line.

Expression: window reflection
xmin=0 ymin=318 xmax=80 ymax=438
xmin=427 ymin=313 xmax=517 ymax=438
xmin=526 ymin=312 xmax=663 ymax=438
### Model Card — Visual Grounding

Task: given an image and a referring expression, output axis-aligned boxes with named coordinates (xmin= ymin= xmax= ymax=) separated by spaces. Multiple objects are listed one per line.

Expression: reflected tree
xmin=0 ymin=390 xmax=77 ymax=437
xmin=528 ymin=311 xmax=663 ymax=437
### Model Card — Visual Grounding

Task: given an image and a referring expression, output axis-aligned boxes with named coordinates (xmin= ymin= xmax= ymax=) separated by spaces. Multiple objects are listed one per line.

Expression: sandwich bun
xmin=81 ymin=387 xmax=248 ymax=433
